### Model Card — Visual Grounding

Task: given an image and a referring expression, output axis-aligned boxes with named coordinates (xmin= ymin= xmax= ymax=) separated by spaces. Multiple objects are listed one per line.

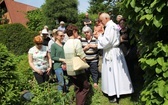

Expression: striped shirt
xmin=80 ymin=37 xmax=98 ymax=62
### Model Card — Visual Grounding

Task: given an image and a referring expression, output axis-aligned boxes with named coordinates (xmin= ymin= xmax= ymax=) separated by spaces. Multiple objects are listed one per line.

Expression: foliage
xmin=0 ymin=51 xmax=138 ymax=105
xmin=26 ymin=9 xmax=44 ymax=31
xmin=139 ymin=42 xmax=168 ymax=105
xmin=0 ymin=23 xmax=38 ymax=55
xmin=119 ymin=0 xmax=168 ymax=104
xmin=41 ymin=0 xmax=78 ymax=29
xmin=24 ymin=83 xmax=75 ymax=105
xmin=0 ymin=43 xmax=19 ymax=104
xmin=119 ymin=0 xmax=168 ymax=45
xmin=15 ymin=54 xmax=34 ymax=91
xmin=88 ymin=0 xmax=114 ymax=14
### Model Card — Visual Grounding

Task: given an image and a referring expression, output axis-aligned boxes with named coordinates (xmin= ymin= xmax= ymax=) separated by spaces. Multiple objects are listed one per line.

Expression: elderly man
xmin=94 ymin=12 xmax=134 ymax=103
xmin=58 ymin=21 xmax=66 ymax=32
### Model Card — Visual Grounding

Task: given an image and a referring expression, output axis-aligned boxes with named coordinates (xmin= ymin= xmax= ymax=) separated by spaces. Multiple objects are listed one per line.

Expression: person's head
xmin=116 ymin=15 xmax=123 ymax=23
xmin=82 ymin=26 xmax=92 ymax=39
xmin=52 ymin=29 xmax=57 ymax=38
xmin=33 ymin=35 xmax=43 ymax=49
xmin=60 ymin=21 xmax=65 ymax=26
xmin=99 ymin=12 xmax=111 ymax=26
xmin=65 ymin=24 xmax=78 ymax=38
xmin=95 ymin=19 xmax=101 ymax=26
xmin=56 ymin=30 xmax=65 ymax=42
xmin=41 ymin=29 xmax=49 ymax=38
xmin=119 ymin=18 xmax=127 ymax=29
xmin=43 ymin=25 xmax=49 ymax=31
xmin=44 ymin=25 xmax=48 ymax=29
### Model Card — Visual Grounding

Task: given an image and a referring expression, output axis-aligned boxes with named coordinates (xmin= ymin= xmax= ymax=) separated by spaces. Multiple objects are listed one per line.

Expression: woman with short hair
xmin=28 ymin=35 xmax=52 ymax=84
xmin=64 ymin=24 xmax=90 ymax=105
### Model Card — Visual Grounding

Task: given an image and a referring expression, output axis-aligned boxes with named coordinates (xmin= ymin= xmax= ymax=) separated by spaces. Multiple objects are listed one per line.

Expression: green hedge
xmin=0 ymin=43 xmax=19 ymax=104
xmin=0 ymin=23 xmax=38 ymax=55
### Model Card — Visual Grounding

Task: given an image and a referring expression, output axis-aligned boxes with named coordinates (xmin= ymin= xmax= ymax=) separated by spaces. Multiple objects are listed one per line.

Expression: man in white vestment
xmin=94 ymin=12 xmax=134 ymax=103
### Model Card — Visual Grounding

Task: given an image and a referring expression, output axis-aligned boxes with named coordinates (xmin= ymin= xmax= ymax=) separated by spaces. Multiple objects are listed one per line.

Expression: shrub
xmin=15 ymin=54 xmax=34 ymax=91
xmin=0 ymin=23 xmax=38 ymax=55
xmin=0 ymin=43 xmax=19 ymax=104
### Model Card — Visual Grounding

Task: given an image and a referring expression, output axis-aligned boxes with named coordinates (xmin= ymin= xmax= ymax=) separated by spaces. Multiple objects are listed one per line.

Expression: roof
xmin=2 ymin=0 xmax=37 ymax=26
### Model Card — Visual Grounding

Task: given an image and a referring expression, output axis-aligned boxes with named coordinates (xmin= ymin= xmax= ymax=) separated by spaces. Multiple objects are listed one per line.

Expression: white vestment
xmin=97 ymin=20 xmax=134 ymax=98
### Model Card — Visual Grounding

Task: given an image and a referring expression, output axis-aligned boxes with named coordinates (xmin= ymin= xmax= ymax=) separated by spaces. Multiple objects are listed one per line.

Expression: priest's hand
xmin=93 ymin=31 xmax=102 ymax=39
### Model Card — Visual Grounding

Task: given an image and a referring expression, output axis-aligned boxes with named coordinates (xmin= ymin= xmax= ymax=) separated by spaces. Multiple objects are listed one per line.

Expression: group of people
xmin=28 ymin=12 xmax=135 ymax=105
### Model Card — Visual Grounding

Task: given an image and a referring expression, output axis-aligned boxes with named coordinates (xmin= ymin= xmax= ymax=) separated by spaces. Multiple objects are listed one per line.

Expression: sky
xmin=15 ymin=0 xmax=89 ymax=13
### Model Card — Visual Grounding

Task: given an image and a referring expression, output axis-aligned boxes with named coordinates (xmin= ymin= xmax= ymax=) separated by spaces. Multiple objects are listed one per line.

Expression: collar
xmin=105 ymin=20 xmax=113 ymax=27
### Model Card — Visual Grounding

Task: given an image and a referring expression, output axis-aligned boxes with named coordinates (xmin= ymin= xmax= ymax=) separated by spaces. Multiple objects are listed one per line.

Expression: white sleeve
xmin=48 ymin=40 xmax=52 ymax=52
xmin=97 ymin=25 xmax=120 ymax=49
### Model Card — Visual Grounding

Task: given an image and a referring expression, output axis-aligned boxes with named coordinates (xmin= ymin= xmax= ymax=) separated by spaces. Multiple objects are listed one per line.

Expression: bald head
xmin=99 ymin=13 xmax=110 ymax=19
xmin=99 ymin=12 xmax=111 ymax=26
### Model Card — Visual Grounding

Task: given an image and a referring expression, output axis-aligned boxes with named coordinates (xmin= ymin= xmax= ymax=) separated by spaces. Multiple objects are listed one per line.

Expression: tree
xmin=119 ymin=0 xmax=168 ymax=104
xmin=87 ymin=0 xmax=121 ymax=22
xmin=88 ymin=0 xmax=116 ymax=14
xmin=0 ymin=44 xmax=18 ymax=104
xmin=26 ymin=9 xmax=44 ymax=31
xmin=0 ymin=23 xmax=38 ymax=55
xmin=41 ymin=0 xmax=78 ymax=29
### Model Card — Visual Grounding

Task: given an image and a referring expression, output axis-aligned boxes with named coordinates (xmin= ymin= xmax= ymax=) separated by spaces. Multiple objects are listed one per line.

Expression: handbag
xmin=72 ymin=56 xmax=89 ymax=71
xmin=66 ymin=39 xmax=89 ymax=71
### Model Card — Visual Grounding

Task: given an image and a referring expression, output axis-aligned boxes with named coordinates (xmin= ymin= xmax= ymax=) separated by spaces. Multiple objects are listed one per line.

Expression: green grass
xmin=69 ymin=75 xmax=143 ymax=105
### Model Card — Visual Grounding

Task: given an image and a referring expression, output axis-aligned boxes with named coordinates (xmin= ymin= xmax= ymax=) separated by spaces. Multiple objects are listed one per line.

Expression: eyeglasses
xmin=84 ymin=31 xmax=89 ymax=34
xmin=58 ymin=35 xmax=65 ymax=37
xmin=36 ymin=43 xmax=42 ymax=45
xmin=42 ymin=34 xmax=48 ymax=35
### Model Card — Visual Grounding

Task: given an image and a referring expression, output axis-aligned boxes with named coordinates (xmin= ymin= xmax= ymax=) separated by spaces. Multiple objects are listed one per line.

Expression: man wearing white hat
xmin=41 ymin=29 xmax=51 ymax=46
xmin=57 ymin=21 xmax=66 ymax=32
xmin=57 ymin=21 xmax=69 ymax=42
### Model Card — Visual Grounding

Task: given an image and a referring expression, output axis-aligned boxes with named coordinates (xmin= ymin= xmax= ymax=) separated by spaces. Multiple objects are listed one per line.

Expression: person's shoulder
xmin=80 ymin=37 xmax=86 ymax=41
xmin=107 ymin=20 xmax=118 ymax=29
xmin=74 ymin=38 xmax=81 ymax=42
xmin=29 ymin=46 xmax=36 ymax=50
xmin=42 ymin=45 xmax=47 ymax=50
xmin=51 ymin=42 xmax=56 ymax=47
xmin=48 ymin=38 xmax=54 ymax=43
xmin=28 ymin=46 xmax=35 ymax=53
xmin=46 ymin=37 xmax=51 ymax=40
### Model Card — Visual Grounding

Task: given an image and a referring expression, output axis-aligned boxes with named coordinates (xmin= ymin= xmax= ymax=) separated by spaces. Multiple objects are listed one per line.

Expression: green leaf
xmin=159 ymin=87 xmax=166 ymax=97
xmin=126 ymin=0 xmax=131 ymax=8
xmin=145 ymin=8 xmax=152 ymax=14
xmin=162 ymin=45 xmax=168 ymax=56
xmin=163 ymin=100 xmax=168 ymax=105
xmin=146 ymin=14 xmax=153 ymax=20
xmin=139 ymin=15 xmax=146 ymax=21
xmin=145 ymin=20 xmax=150 ymax=26
xmin=150 ymin=0 xmax=159 ymax=8
xmin=146 ymin=59 xmax=157 ymax=66
xmin=153 ymin=16 xmax=162 ymax=28
xmin=135 ymin=6 xmax=141 ymax=13
xmin=139 ymin=25 xmax=144 ymax=32
xmin=130 ymin=0 xmax=136 ymax=8
xmin=156 ymin=2 xmax=166 ymax=12
xmin=163 ymin=71 xmax=168 ymax=78
xmin=155 ymin=68 xmax=162 ymax=74
xmin=162 ymin=64 xmax=168 ymax=72
xmin=157 ymin=57 xmax=164 ymax=66
xmin=139 ymin=14 xmax=153 ymax=22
